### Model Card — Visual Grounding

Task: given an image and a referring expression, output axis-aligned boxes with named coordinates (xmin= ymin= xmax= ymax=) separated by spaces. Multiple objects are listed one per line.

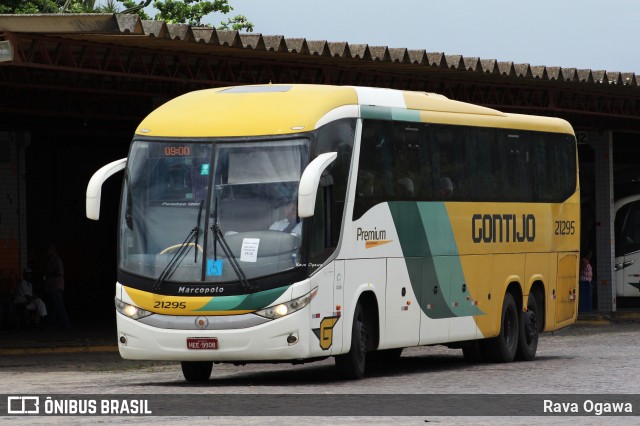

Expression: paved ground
xmin=1 ymin=312 xmax=640 ymax=424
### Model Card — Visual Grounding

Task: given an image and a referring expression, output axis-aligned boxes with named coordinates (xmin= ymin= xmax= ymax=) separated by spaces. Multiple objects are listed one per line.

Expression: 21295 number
xmin=555 ymin=220 xmax=576 ymax=235
xmin=154 ymin=301 xmax=186 ymax=309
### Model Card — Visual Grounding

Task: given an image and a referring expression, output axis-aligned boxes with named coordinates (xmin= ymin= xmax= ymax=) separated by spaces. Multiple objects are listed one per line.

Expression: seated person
xmin=437 ymin=177 xmax=454 ymax=199
xmin=270 ymin=199 xmax=301 ymax=236
xmin=398 ymin=177 xmax=415 ymax=198
xmin=14 ymin=268 xmax=47 ymax=323
xmin=357 ymin=171 xmax=375 ymax=197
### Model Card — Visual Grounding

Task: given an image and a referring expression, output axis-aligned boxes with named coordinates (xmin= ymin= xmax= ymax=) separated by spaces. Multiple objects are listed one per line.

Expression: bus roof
xmin=136 ymin=84 xmax=574 ymax=138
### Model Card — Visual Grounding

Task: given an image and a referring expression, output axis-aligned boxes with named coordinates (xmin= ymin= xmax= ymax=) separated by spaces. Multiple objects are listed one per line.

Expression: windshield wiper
xmin=210 ymin=196 xmax=255 ymax=292
xmin=152 ymin=200 xmax=204 ymax=292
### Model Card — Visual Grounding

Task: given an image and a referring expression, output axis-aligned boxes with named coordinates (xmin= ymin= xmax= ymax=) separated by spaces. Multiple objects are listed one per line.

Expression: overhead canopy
xmin=1 ymin=13 xmax=639 ymax=130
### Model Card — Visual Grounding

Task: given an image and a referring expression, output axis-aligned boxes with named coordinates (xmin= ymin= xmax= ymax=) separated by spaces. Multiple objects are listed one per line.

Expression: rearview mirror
xmin=298 ymin=152 xmax=337 ymax=218
xmin=86 ymin=158 xmax=127 ymax=220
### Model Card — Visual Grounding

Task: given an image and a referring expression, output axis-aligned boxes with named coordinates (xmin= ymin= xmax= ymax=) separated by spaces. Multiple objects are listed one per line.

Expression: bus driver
xmin=270 ymin=199 xmax=301 ymax=236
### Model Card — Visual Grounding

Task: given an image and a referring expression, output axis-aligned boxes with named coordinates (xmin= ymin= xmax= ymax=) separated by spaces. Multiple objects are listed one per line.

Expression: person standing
xmin=579 ymin=252 xmax=593 ymax=312
xmin=44 ymin=244 xmax=70 ymax=329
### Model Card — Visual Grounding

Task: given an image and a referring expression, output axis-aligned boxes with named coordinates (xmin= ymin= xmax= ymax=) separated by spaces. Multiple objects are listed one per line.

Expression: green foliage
xmin=219 ymin=14 xmax=253 ymax=32
xmin=0 ymin=0 xmax=106 ymax=14
xmin=118 ymin=0 xmax=151 ymax=19
xmin=0 ymin=0 xmax=62 ymax=14
xmin=146 ymin=0 xmax=253 ymax=31
xmin=0 ymin=1 xmax=254 ymax=32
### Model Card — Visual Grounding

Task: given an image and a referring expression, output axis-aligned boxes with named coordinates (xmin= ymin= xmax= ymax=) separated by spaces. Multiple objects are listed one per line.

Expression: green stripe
xmin=360 ymin=106 xmax=421 ymax=122
xmin=389 ymin=202 xmax=453 ymax=319
xmin=195 ymin=285 xmax=289 ymax=312
xmin=389 ymin=201 xmax=483 ymax=319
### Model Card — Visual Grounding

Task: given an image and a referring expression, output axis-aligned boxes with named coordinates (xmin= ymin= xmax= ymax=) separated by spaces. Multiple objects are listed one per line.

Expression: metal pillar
xmin=591 ymin=130 xmax=616 ymax=313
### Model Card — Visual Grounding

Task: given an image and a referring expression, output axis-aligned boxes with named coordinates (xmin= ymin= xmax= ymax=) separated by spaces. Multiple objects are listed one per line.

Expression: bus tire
xmin=335 ymin=303 xmax=367 ymax=379
xmin=483 ymin=292 xmax=519 ymax=363
xmin=515 ymin=293 xmax=539 ymax=361
xmin=181 ymin=361 xmax=213 ymax=382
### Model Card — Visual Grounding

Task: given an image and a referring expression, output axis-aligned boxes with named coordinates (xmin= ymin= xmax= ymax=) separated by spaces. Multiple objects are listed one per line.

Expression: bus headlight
xmin=115 ymin=297 xmax=153 ymax=320
xmin=254 ymin=287 xmax=318 ymax=319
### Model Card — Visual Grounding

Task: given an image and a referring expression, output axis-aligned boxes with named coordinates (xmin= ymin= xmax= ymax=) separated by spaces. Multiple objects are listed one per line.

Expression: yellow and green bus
xmin=86 ymin=84 xmax=579 ymax=382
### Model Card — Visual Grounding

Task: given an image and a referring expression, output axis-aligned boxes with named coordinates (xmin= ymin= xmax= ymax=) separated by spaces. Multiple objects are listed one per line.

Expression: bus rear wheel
xmin=181 ymin=361 xmax=213 ymax=382
xmin=484 ymin=292 xmax=519 ymax=363
xmin=515 ymin=293 xmax=539 ymax=361
xmin=335 ymin=303 xmax=367 ymax=379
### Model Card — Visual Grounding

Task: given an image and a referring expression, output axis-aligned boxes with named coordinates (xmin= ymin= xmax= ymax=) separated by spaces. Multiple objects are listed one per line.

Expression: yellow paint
xmin=417 ymin=110 xmax=574 ymax=134
xmin=446 ymin=199 xmax=579 ymax=336
xmin=318 ymin=316 xmax=340 ymax=350
xmin=123 ymin=286 xmax=252 ymax=316
xmin=403 ymin=91 xmax=505 ymax=117
xmin=555 ymin=253 xmax=578 ymax=324
xmin=136 ymin=85 xmax=358 ymax=138
xmin=446 ymin=200 xmax=580 ymax=256
xmin=365 ymin=240 xmax=393 ymax=249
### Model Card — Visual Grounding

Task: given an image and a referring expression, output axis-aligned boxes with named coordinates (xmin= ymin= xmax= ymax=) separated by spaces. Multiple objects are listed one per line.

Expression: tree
xmin=1 ymin=0 xmax=254 ymax=32
xmin=0 ymin=1 xmax=101 ymax=14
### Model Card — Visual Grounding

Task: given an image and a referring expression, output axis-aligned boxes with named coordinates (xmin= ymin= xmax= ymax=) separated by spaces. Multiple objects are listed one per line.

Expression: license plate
xmin=187 ymin=337 xmax=218 ymax=350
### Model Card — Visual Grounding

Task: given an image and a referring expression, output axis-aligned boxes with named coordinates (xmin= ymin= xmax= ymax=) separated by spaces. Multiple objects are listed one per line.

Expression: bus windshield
xmin=119 ymin=138 xmax=309 ymax=284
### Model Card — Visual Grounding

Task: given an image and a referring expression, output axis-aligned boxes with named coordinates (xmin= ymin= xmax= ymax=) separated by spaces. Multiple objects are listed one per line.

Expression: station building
xmin=1 ymin=13 xmax=639 ymax=318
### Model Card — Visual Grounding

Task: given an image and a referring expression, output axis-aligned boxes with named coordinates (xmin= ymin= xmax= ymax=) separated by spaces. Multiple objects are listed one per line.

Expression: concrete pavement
xmin=2 ymin=310 xmax=640 ymax=356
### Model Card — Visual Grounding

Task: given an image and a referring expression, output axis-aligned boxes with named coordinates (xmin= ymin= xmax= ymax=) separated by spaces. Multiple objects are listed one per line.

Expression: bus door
xmin=556 ymin=252 xmax=578 ymax=324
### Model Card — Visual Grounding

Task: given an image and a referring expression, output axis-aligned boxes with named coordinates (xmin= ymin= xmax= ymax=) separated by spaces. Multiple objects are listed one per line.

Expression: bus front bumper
xmin=116 ymin=310 xmax=312 ymax=361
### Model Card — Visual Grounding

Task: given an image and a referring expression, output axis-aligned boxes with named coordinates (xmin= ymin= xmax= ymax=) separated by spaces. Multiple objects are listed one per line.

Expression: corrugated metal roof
xmin=0 ymin=13 xmax=638 ymax=88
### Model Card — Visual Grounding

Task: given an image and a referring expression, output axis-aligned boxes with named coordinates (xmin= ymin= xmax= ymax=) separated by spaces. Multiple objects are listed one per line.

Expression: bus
xmin=86 ymin=84 xmax=579 ymax=382
xmin=615 ymin=195 xmax=640 ymax=297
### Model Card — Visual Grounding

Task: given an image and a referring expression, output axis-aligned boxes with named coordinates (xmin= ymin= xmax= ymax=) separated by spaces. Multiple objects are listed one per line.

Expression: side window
xmin=309 ymin=118 xmax=355 ymax=270
xmin=616 ymin=204 xmax=630 ymax=257
xmin=353 ymin=120 xmax=394 ymax=220
xmin=431 ymin=125 xmax=468 ymax=200
xmin=552 ymin=134 xmax=577 ymax=201
xmin=393 ymin=123 xmax=431 ymax=200
xmin=466 ymin=127 xmax=501 ymax=201
xmin=530 ymin=132 xmax=554 ymax=202
xmin=499 ymin=130 xmax=532 ymax=202
xmin=619 ymin=201 xmax=640 ymax=256
xmin=531 ymin=132 xmax=576 ymax=202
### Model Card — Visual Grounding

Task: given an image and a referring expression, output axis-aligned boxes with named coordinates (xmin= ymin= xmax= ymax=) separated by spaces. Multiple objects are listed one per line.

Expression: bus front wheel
xmin=484 ymin=292 xmax=519 ymax=363
xmin=181 ymin=361 xmax=213 ymax=382
xmin=335 ymin=303 xmax=367 ymax=379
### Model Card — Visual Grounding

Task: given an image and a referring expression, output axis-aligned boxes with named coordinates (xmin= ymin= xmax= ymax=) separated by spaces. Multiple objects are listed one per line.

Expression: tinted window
xmin=432 ymin=126 xmax=467 ymax=200
xmin=393 ymin=123 xmax=431 ymax=200
xmin=466 ymin=127 xmax=502 ymax=201
xmin=309 ymin=119 xmax=356 ymax=269
xmin=500 ymin=130 xmax=532 ymax=202
xmin=354 ymin=121 xmax=394 ymax=219
xmin=618 ymin=201 xmax=640 ymax=256
xmin=353 ymin=119 xmax=576 ymax=219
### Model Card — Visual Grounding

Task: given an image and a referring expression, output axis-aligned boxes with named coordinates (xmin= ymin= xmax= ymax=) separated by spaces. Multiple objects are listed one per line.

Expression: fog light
xmin=287 ymin=334 xmax=298 ymax=345
xmin=119 ymin=335 xmax=127 ymax=345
